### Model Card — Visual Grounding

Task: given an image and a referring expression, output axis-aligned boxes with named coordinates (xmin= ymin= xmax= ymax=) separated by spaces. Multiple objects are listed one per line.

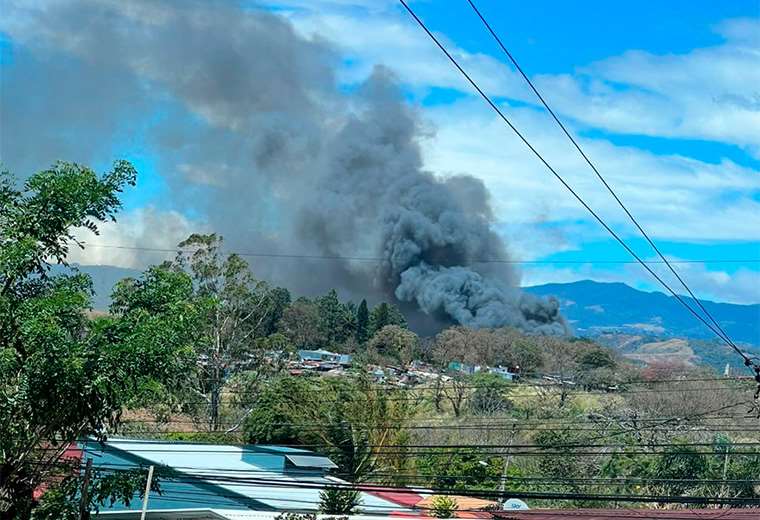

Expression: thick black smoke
xmin=0 ymin=0 xmax=566 ymax=334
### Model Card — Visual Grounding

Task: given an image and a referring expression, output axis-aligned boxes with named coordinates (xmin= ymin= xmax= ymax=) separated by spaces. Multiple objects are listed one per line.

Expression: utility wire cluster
xmin=396 ymin=0 xmax=760 ymax=391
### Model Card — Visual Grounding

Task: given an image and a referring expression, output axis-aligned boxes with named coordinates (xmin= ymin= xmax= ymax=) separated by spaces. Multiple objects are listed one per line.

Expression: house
xmin=488 ymin=366 xmax=519 ymax=382
xmin=448 ymin=361 xmax=481 ymax=375
xmin=82 ymin=439 xmax=408 ymax=516
xmin=297 ymin=349 xmax=352 ymax=366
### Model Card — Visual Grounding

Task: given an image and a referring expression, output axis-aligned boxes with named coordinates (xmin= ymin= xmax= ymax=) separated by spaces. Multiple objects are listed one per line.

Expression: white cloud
xmin=421 ymin=99 xmax=760 ymax=243
xmin=67 ymin=207 xmax=203 ymax=269
xmin=532 ymin=19 xmax=760 ymax=154
xmin=281 ymin=4 xmax=529 ymax=99
xmin=521 ymin=260 xmax=760 ymax=305
xmin=280 ymin=3 xmax=760 ymax=154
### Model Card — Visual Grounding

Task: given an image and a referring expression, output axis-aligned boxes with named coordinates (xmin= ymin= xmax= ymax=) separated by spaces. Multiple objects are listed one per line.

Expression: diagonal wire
xmin=396 ymin=0 xmax=758 ymax=376
xmin=464 ymin=0 xmax=740 ymax=352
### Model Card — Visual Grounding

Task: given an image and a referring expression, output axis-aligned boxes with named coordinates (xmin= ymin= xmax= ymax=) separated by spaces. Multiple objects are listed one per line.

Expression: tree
xmin=355 ymin=299 xmax=369 ymax=344
xmin=432 ymin=327 xmax=499 ymax=368
xmin=31 ymin=466 xmax=159 ymax=520
xmin=318 ymin=486 xmax=362 ymax=515
xmin=368 ymin=302 xmax=407 ymax=336
xmin=0 ymin=161 xmax=197 ymax=519
xmin=243 ymin=375 xmax=416 ymax=481
xmin=242 ymin=375 xmax=315 ymax=445
xmin=443 ymin=377 xmax=469 ymax=418
xmin=531 ymin=429 xmax=602 ymax=505
xmin=317 ymin=289 xmax=355 ymax=347
xmin=366 ymin=325 xmax=418 ymax=365
xmin=579 ymin=348 xmax=616 ymax=370
xmin=171 ymin=233 xmax=273 ymax=431
xmin=257 ymin=286 xmax=291 ymax=337
xmin=418 ymin=450 xmax=504 ymax=492
xmin=278 ymin=298 xmax=322 ymax=348
xmin=468 ymin=373 xmax=512 ymax=416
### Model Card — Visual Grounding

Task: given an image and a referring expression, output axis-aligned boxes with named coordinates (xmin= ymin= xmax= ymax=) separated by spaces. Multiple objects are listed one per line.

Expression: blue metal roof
xmin=84 ymin=439 xmax=409 ymax=514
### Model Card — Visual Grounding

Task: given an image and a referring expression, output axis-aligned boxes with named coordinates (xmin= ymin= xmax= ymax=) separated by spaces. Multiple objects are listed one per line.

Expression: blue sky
xmin=1 ymin=0 xmax=758 ymax=303
xmin=389 ymin=0 xmax=760 ymax=301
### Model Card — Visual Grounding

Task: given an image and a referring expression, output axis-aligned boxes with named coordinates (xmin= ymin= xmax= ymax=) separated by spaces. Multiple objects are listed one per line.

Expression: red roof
xmin=33 ymin=442 xmax=84 ymax=500
xmin=368 ymin=488 xmax=425 ymax=508
xmin=494 ymin=509 xmax=760 ymax=520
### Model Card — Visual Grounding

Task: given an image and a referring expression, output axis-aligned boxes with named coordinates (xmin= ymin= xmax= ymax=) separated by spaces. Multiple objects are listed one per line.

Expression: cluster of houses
xmin=281 ymin=350 xmax=521 ymax=387
xmin=288 ymin=349 xmax=353 ymax=374
xmin=446 ymin=362 xmax=522 ymax=382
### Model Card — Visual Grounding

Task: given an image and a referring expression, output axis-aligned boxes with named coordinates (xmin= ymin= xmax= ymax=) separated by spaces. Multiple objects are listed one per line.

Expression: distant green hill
xmin=525 ymin=280 xmax=760 ymax=373
xmin=525 ymin=279 xmax=759 ymax=346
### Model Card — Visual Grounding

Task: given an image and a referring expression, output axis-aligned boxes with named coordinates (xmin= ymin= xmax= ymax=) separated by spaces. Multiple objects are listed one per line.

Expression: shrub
xmin=318 ymin=486 xmax=362 ymax=515
xmin=274 ymin=513 xmax=316 ymax=520
xmin=429 ymin=495 xmax=458 ymax=518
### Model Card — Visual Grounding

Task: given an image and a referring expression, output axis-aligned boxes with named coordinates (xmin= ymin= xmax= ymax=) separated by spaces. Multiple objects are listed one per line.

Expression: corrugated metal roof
xmin=88 ymin=439 xmax=409 ymax=514
xmin=284 ymin=454 xmax=338 ymax=469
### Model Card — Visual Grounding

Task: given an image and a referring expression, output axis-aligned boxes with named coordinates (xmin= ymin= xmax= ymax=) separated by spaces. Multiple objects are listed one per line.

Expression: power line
xmin=464 ymin=0 xmax=745 ymax=362
xmin=184 ymin=375 xmax=760 ymax=387
xmin=82 ymin=462 xmax=760 ymax=485
xmin=74 ymin=441 xmax=760 ymax=453
xmin=396 ymin=0 xmax=758 ymax=376
xmin=79 ymin=242 xmax=759 ymax=265
xmin=157 ymin=385 xmax=756 ymax=403
xmin=71 ymin=466 xmax=760 ymax=506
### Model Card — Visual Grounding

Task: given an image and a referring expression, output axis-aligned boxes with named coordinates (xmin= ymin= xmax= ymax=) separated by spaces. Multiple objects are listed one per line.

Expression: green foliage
xmin=504 ymin=339 xmax=544 ymax=373
xmin=170 ymin=233 xmax=275 ymax=430
xmin=355 ymin=299 xmax=369 ymax=344
xmin=468 ymin=373 xmax=512 ymax=416
xmin=600 ymin=437 xmax=760 ymax=504
xmin=429 ymin=495 xmax=458 ymax=518
xmin=318 ymin=289 xmax=356 ymax=347
xmin=243 ymin=375 xmax=315 ymax=445
xmin=278 ymin=297 xmax=322 ymax=348
xmin=318 ymin=486 xmax=362 ymax=515
xmin=579 ymin=348 xmax=616 ymax=370
xmin=257 ymin=286 xmax=291 ymax=337
xmin=244 ymin=375 xmax=416 ymax=481
xmin=159 ymin=431 xmax=241 ymax=444
xmin=368 ymin=302 xmax=407 ymax=336
xmin=366 ymin=325 xmax=418 ymax=365
xmin=530 ymin=428 xmax=601 ymax=506
xmin=653 ymin=443 xmax=708 ymax=496
xmin=31 ymin=466 xmax=159 ymax=520
xmin=417 ymin=450 xmax=502 ymax=491
xmin=1 ymin=161 xmax=136 ymax=288
xmin=274 ymin=513 xmax=316 ymax=520
xmin=0 ymin=161 xmax=195 ymax=518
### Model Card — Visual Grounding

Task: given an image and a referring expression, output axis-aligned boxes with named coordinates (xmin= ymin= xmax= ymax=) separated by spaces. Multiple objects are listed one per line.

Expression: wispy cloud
xmin=68 ymin=207 xmax=202 ymax=269
xmin=280 ymin=3 xmax=760 ymax=154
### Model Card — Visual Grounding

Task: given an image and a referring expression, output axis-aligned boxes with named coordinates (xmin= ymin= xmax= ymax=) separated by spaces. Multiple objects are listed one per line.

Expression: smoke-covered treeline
xmin=1 ymin=0 xmax=564 ymax=333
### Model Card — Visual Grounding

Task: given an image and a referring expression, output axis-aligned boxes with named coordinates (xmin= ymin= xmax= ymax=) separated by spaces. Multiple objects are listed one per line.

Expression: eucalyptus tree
xmin=172 ymin=233 xmax=275 ymax=431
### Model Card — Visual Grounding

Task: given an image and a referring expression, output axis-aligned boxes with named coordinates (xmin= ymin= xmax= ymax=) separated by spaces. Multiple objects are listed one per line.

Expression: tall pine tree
xmin=369 ymin=302 xmax=407 ymax=337
xmin=318 ymin=289 xmax=356 ymax=347
xmin=356 ymin=299 xmax=369 ymax=344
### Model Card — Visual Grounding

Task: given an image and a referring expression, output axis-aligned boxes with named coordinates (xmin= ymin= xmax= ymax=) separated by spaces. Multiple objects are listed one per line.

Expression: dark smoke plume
xmin=0 ymin=0 xmax=566 ymax=334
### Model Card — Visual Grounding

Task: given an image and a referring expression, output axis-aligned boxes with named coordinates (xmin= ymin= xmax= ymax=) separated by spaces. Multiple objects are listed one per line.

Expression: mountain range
xmin=525 ymin=279 xmax=759 ymax=346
